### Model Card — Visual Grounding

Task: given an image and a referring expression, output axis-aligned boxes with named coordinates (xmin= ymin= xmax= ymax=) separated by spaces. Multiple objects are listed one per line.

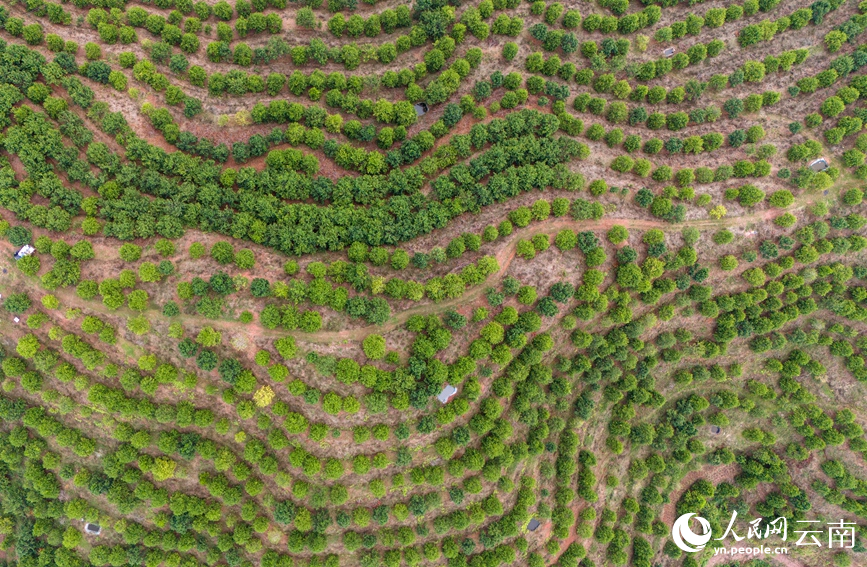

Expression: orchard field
xmin=0 ymin=0 xmax=865 ymax=565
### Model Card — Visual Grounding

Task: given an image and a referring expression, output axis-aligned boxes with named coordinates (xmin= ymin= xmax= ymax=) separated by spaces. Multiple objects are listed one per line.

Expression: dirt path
xmin=295 ymin=189 xmax=830 ymax=343
xmin=24 ymin=177 xmax=829 ymax=349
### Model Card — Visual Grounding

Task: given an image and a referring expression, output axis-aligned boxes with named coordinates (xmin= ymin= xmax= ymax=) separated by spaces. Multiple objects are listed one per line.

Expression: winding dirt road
xmin=32 ymin=183 xmax=832 ymax=348
xmin=293 ymin=191 xmax=830 ymax=343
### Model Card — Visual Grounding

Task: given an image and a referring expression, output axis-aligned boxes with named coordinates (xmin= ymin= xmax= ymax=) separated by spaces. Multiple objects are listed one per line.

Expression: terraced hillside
xmin=0 ymin=0 xmax=866 ymax=565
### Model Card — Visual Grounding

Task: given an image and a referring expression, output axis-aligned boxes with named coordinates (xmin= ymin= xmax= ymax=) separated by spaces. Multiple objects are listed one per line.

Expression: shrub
xmin=607 ymin=225 xmax=628 ymax=244
xmin=842 ymin=188 xmax=863 ymax=206
xmin=84 ymin=42 xmax=102 ymax=60
xmin=768 ymin=190 xmax=794 ymax=207
xmin=211 ymin=242 xmax=235 ymax=264
xmin=296 ymin=7 xmax=315 ymax=28
xmin=719 ymin=255 xmax=738 ymax=271
xmin=555 ymin=230 xmax=578 ymax=251
xmin=821 ymin=96 xmax=846 ymax=117
xmin=503 ymin=43 xmax=518 ymax=60
xmin=235 ymin=249 xmax=255 ymax=269
xmin=610 ymin=155 xmax=634 ymax=173
xmin=119 ymin=244 xmax=142 ymax=262
xmin=517 ymin=286 xmax=537 ymax=305
xmin=23 ymin=24 xmax=44 ymax=45
xmin=775 ymin=213 xmax=797 ymax=227
xmin=363 ymin=335 xmax=386 ymax=359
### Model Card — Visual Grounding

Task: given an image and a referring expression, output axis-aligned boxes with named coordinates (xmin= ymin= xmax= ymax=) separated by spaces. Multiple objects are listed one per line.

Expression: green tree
xmin=235 ymin=249 xmax=255 ymax=269
xmin=4 ymin=293 xmax=32 ymax=313
xmin=820 ymin=96 xmax=845 ymax=118
xmin=211 ymin=242 xmax=235 ymax=264
xmin=197 ymin=327 xmax=222 ymax=347
xmin=127 ymin=316 xmax=151 ymax=335
xmin=503 ymin=42 xmax=518 ymax=60
xmin=189 ymin=242 xmax=206 ymax=258
xmin=16 ymin=334 xmax=40 ymax=359
xmin=62 ymin=526 xmax=83 ymax=549
xmin=119 ymin=243 xmax=142 ymax=262
xmin=152 ymin=457 xmax=177 ymax=481
xmin=362 ymin=335 xmax=386 ymax=359
xmin=607 ymin=225 xmax=628 ymax=244
xmin=274 ymin=336 xmax=297 ymax=359
xmin=555 ymin=230 xmax=578 ymax=251
xmin=296 ymin=7 xmax=315 ymax=29
xmin=127 ymin=290 xmax=149 ymax=311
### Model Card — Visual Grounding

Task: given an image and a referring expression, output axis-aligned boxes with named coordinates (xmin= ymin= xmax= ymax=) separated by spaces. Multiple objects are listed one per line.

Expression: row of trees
xmin=324 ymin=6 xmax=411 ymax=38
xmin=0 ymin=45 xmax=587 ymax=252
xmin=657 ymin=0 xmax=781 ymax=44
xmin=3 ymin=196 xmax=860 ymax=567
xmin=737 ymin=0 xmax=842 ymax=47
xmin=12 ymin=4 xmax=867 ymax=567
xmin=0 ymin=298 xmax=556 ymax=564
